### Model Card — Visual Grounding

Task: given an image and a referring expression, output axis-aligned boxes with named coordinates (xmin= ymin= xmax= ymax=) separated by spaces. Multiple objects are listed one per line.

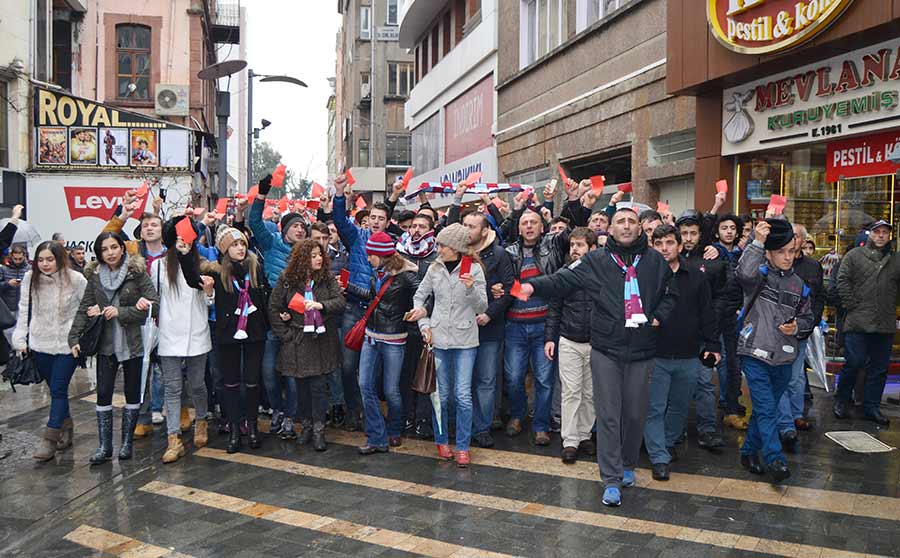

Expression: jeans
xmin=558 ymin=337 xmax=594 ymax=448
xmin=159 ymin=355 xmax=208 ymax=435
xmin=644 ymin=358 xmax=701 ymax=464
xmin=33 ymin=352 xmax=77 ymax=429
xmin=358 ymin=340 xmax=405 ymax=447
xmin=836 ymin=332 xmax=893 ymax=415
xmin=138 ymin=363 xmax=164 ymax=425
xmin=504 ymin=321 xmax=554 ymax=432
xmin=340 ymin=304 xmax=365 ymax=413
xmin=261 ymin=330 xmax=297 ymax=417
xmin=717 ymin=318 xmax=743 ymax=414
xmin=472 ymin=340 xmax=501 ymax=436
xmin=433 ymin=347 xmax=477 ymax=451
xmin=694 ymin=366 xmax=718 ymax=434
xmin=740 ymin=356 xmax=792 ymax=465
xmin=777 ymin=340 xmax=808 ymax=434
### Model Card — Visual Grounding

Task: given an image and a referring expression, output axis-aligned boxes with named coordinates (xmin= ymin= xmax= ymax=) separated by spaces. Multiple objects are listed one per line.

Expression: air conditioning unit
xmin=155 ymin=84 xmax=189 ymax=116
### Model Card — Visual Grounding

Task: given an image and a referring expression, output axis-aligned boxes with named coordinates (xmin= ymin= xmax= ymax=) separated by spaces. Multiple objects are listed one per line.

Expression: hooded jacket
xmin=836 ymin=238 xmax=900 ymax=334
xmin=248 ymin=198 xmax=298 ymax=286
xmin=528 ymin=233 xmax=678 ymax=363
xmin=735 ymin=241 xmax=814 ymax=366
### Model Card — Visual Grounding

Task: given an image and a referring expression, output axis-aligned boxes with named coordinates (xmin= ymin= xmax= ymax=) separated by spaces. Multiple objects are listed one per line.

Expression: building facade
xmin=337 ymin=0 xmax=414 ymax=201
xmin=495 ymin=0 xmax=698 ymax=213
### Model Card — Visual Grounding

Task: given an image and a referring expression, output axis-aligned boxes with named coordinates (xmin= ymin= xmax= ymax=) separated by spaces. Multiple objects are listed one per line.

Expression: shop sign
xmin=721 ymin=38 xmax=900 ymax=156
xmin=825 ymin=130 xmax=900 ymax=182
xmin=405 ymin=146 xmax=498 ymax=208
xmin=445 ymin=75 xmax=494 ymax=164
xmin=707 ymin=0 xmax=853 ymax=55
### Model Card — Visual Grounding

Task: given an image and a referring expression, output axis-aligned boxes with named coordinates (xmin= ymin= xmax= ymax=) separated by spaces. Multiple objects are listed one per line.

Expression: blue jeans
xmin=740 ymin=356 xmax=792 ymax=465
xmin=504 ymin=321 xmax=554 ymax=432
xmin=644 ymin=358 xmax=701 ymax=464
xmin=33 ymin=352 xmax=77 ymax=429
xmin=472 ymin=340 xmax=501 ymax=436
xmin=433 ymin=347 xmax=477 ymax=451
xmin=836 ymin=332 xmax=893 ymax=415
xmin=340 ymin=304 xmax=365 ymax=413
xmin=694 ymin=365 xmax=718 ymax=434
xmin=777 ymin=340 xmax=808 ymax=434
xmin=328 ymin=368 xmax=344 ymax=406
xmin=358 ymin=340 xmax=405 ymax=447
xmin=261 ymin=330 xmax=298 ymax=417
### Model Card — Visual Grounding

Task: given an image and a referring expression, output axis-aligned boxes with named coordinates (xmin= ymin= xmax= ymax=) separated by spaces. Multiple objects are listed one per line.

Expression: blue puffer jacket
xmin=249 ymin=198 xmax=293 ymax=286
xmin=332 ymin=194 xmax=373 ymax=303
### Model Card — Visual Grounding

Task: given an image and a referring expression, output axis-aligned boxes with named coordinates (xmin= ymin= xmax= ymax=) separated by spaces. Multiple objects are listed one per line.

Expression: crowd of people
xmin=5 ymin=171 xmax=899 ymax=508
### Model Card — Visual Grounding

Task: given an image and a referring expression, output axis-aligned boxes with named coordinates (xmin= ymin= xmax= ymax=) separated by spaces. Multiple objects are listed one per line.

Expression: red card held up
xmin=355 ymin=195 xmax=367 ymax=210
xmin=589 ymin=175 xmax=605 ymax=194
xmin=401 ymin=167 xmax=414 ymax=189
xmin=278 ymin=197 xmax=289 ymax=212
xmin=135 ymin=182 xmax=149 ymax=198
xmin=657 ymin=201 xmax=670 ymax=214
xmin=558 ymin=165 xmax=569 ymax=185
xmin=339 ymin=269 xmax=350 ymax=289
xmin=768 ymin=194 xmax=787 ymax=215
xmin=175 ymin=217 xmax=197 ymax=244
xmin=510 ymin=280 xmax=529 ymax=302
xmin=716 ymin=179 xmax=729 ymax=194
xmin=311 ymin=181 xmax=325 ymax=198
xmin=345 ymin=169 xmax=356 ymax=186
xmin=459 ymin=255 xmax=472 ymax=277
xmin=491 ymin=197 xmax=504 ymax=209
xmin=271 ymin=164 xmax=287 ymax=188
xmin=288 ymin=293 xmax=306 ymax=314
xmin=305 ymin=199 xmax=321 ymax=211
xmin=463 ymin=171 xmax=482 ymax=187
xmin=247 ymin=185 xmax=260 ymax=203
xmin=215 ymin=198 xmax=229 ymax=214
xmin=617 ymin=182 xmax=633 ymax=193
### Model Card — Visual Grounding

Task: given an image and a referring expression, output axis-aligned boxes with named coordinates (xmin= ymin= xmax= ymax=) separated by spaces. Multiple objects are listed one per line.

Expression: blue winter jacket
xmin=249 ymin=198 xmax=293 ymax=286
xmin=332 ymin=194 xmax=374 ymax=303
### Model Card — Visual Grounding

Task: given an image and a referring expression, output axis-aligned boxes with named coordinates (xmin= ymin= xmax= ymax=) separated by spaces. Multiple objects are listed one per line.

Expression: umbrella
xmin=430 ymin=350 xmax=443 ymax=436
xmin=811 ymin=209 xmax=875 ymax=234
xmin=0 ymin=219 xmax=41 ymax=249
xmin=139 ymin=302 xmax=159 ymax=404
xmin=805 ymin=323 xmax=829 ymax=392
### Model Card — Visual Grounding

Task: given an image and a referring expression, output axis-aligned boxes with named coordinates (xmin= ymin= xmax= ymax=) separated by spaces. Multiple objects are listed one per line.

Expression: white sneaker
xmin=152 ymin=412 xmax=164 ymax=425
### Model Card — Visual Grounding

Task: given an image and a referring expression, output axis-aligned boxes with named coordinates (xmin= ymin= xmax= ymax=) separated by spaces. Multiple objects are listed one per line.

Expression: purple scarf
xmin=233 ymin=273 xmax=257 ymax=339
xmin=303 ymin=281 xmax=326 ymax=334
xmin=611 ymin=253 xmax=647 ymax=328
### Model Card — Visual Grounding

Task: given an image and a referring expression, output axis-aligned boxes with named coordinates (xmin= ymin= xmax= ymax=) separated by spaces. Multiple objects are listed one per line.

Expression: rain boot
xmin=297 ymin=419 xmax=313 ymax=445
xmin=89 ymin=410 xmax=114 ymax=465
xmin=33 ymin=427 xmax=60 ymax=461
xmin=312 ymin=421 xmax=327 ymax=452
xmin=226 ymin=422 xmax=241 ymax=454
xmin=118 ymin=407 xmax=140 ymax=460
xmin=57 ymin=418 xmax=74 ymax=451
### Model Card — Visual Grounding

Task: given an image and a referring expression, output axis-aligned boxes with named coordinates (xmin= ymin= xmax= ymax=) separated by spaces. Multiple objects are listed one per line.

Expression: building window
xmin=648 ymin=129 xmax=696 ymax=166
xmin=522 ymin=0 xmax=565 ymax=68
xmin=52 ymin=20 xmax=72 ymax=90
xmin=443 ymin=11 xmax=452 ymax=56
xmin=361 ymin=72 xmax=371 ymax=100
xmin=386 ymin=0 xmax=399 ymax=25
xmin=387 ymin=62 xmax=414 ymax=96
xmin=0 ymin=81 xmax=8 ymax=168
xmin=386 ymin=133 xmax=411 ymax=167
xmin=431 ymin=26 xmax=439 ymax=66
xmin=360 ymin=6 xmax=371 ymax=40
xmin=34 ymin=0 xmax=51 ymax=81
xmin=421 ymin=38 xmax=429 ymax=77
xmin=577 ymin=0 xmax=629 ymax=32
xmin=116 ymin=24 xmax=152 ymax=100
xmin=358 ymin=139 xmax=369 ymax=168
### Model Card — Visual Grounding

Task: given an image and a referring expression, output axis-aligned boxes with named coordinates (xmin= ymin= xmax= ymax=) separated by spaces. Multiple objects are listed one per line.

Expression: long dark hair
xmin=30 ymin=241 xmax=70 ymax=302
xmin=164 ymin=247 xmax=201 ymax=294
xmin=93 ymin=232 xmax=127 ymax=268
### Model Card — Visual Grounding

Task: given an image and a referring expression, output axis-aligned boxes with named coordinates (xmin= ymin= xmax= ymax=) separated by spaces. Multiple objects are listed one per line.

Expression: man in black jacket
xmin=520 ymin=207 xmax=678 ymax=507
xmin=644 ymin=225 xmax=720 ymax=481
xmin=544 ymin=227 xmax=597 ymax=464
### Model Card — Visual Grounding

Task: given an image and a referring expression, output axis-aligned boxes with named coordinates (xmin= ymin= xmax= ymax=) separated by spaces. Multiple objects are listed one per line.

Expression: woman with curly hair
xmin=269 ymin=240 xmax=344 ymax=451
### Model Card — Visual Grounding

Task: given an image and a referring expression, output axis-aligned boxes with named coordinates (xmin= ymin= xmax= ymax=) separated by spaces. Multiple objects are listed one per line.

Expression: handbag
xmin=2 ymin=296 xmax=41 ymax=392
xmin=411 ymin=343 xmax=436 ymax=394
xmin=0 ymin=298 xmax=16 ymax=330
xmin=78 ymin=281 xmax=125 ymax=357
xmin=343 ymin=276 xmax=395 ymax=352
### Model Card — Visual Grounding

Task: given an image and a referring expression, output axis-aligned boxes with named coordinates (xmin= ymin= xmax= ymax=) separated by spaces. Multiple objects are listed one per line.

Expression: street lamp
xmin=247 ymin=70 xmax=307 ymax=191
xmin=198 ymin=59 xmax=248 ymax=199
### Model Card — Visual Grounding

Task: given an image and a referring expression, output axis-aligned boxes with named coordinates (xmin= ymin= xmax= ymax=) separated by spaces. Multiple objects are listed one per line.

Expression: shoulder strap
xmin=361 ymin=276 xmax=395 ymax=322
xmin=736 ymin=265 xmax=767 ymax=324
xmin=25 ymin=291 xmax=32 ymax=346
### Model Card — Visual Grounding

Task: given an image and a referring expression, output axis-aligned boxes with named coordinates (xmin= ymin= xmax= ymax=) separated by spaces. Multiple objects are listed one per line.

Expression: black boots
xmin=118 ymin=407 xmax=140 ymax=460
xmin=312 ymin=422 xmax=326 ymax=452
xmin=298 ymin=419 xmax=313 ymax=445
xmin=89 ymin=410 xmax=114 ymax=465
xmin=248 ymin=419 xmax=261 ymax=449
xmin=227 ymin=422 xmax=242 ymax=454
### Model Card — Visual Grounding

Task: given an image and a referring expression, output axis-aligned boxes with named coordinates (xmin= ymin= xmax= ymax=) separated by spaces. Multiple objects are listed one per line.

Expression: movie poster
xmin=99 ymin=128 xmax=128 ymax=167
xmin=130 ymin=129 xmax=158 ymax=167
xmin=37 ymin=127 xmax=68 ymax=165
xmin=69 ymin=127 xmax=98 ymax=165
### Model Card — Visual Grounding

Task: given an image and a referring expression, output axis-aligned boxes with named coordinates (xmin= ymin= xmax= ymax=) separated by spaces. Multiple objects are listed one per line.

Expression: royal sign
xmin=707 ymin=0 xmax=853 ymax=55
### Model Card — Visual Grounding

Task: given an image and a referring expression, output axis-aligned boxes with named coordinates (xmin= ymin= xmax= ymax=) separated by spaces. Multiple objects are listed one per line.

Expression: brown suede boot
xmin=180 ymin=407 xmax=192 ymax=432
xmin=161 ymin=434 xmax=185 ymax=464
xmin=33 ymin=427 xmax=60 ymax=461
xmin=133 ymin=422 xmax=154 ymax=439
xmin=57 ymin=418 xmax=74 ymax=451
xmin=194 ymin=420 xmax=208 ymax=448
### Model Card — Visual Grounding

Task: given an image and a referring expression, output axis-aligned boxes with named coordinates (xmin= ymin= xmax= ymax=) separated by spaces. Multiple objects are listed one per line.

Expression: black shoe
xmin=89 ymin=410 xmax=114 ymax=465
xmin=578 ymin=439 xmax=596 ymax=457
xmin=414 ymin=419 xmax=434 ymax=440
xmin=864 ymin=410 xmax=890 ymax=426
xmin=561 ymin=446 xmax=578 ymax=464
xmin=697 ymin=431 xmax=724 ymax=449
xmin=248 ymin=421 xmax=261 ymax=449
xmin=226 ymin=423 xmax=241 ymax=454
xmin=343 ymin=411 xmax=361 ymax=432
xmin=297 ymin=420 xmax=312 ymax=445
xmin=550 ymin=415 xmax=561 ymax=433
xmin=740 ymin=453 xmax=765 ymax=475
xmin=117 ymin=407 xmax=139 ymax=461
xmin=651 ymin=463 xmax=670 ymax=481
xmin=358 ymin=444 xmax=389 ymax=455
xmin=735 ymin=403 xmax=747 ymax=416
xmin=780 ymin=430 xmax=798 ymax=450
xmin=332 ymin=405 xmax=345 ymax=427
xmin=402 ymin=417 xmax=415 ymax=433
xmin=833 ymin=400 xmax=850 ymax=419
xmin=767 ymin=459 xmax=791 ymax=483
xmin=472 ymin=432 xmax=495 ymax=448
xmin=312 ymin=422 xmax=327 ymax=452
xmin=666 ymin=446 xmax=678 ymax=462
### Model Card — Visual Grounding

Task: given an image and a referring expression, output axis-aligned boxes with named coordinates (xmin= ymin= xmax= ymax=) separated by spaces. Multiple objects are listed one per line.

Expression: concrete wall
xmin=0 ymin=1 xmax=33 ymax=173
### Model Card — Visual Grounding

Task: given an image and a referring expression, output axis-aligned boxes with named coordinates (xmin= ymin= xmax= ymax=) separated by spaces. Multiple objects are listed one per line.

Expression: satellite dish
xmin=198 ymin=59 xmax=247 ymax=81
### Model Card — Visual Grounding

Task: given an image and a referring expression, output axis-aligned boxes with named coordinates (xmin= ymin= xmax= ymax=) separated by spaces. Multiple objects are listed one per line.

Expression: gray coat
xmin=414 ymin=260 xmax=488 ymax=350
xmin=836 ymin=239 xmax=900 ymax=334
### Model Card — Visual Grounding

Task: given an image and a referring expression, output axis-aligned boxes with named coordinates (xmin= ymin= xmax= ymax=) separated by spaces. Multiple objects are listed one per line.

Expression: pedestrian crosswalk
xmin=63 ymin=525 xmax=194 ymax=558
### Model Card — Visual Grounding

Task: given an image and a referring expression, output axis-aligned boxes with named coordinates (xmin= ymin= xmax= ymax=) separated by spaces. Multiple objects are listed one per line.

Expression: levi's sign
xmin=707 ymin=0 xmax=853 ymax=55
xmin=64 ymin=187 xmax=147 ymax=221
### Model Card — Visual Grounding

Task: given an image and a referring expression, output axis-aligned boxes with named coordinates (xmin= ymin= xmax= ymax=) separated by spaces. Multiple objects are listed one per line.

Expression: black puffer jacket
xmin=399 ymin=248 xmax=437 ymax=338
xmin=477 ymin=232 xmax=515 ymax=342
xmin=364 ymin=258 xmax=420 ymax=338
xmin=545 ymin=279 xmax=591 ymax=344
xmin=792 ymin=254 xmax=825 ymax=339
xmin=528 ymin=234 xmax=678 ymax=362
xmin=682 ymin=247 xmax=728 ymax=318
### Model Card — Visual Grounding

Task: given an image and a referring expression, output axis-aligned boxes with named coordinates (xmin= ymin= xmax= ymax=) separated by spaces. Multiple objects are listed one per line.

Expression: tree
xmin=252 ymin=140 xmax=311 ymax=199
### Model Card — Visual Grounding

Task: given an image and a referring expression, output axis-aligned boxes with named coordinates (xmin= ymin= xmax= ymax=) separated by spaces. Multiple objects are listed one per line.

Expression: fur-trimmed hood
xmin=84 ymin=253 xmax=147 ymax=280
xmin=388 ymin=258 xmax=419 ymax=277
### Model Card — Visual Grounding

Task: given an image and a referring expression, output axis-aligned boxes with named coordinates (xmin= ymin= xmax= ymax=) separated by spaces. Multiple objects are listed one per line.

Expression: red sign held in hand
xmin=657 ymin=201 xmax=670 ymax=214
xmin=510 ymin=280 xmax=529 ymax=302
xmin=617 ymin=182 xmax=633 ymax=193
xmin=175 ymin=217 xmax=197 ymax=245
xmin=459 ymin=255 xmax=472 ymax=277
xmin=339 ymin=269 xmax=350 ymax=289
xmin=311 ymin=182 xmax=325 ymax=198
xmin=401 ymin=167 xmax=414 ymax=190
xmin=247 ymin=185 xmax=260 ymax=203
xmin=463 ymin=171 xmax=482 ymax=187
xmin=589 ymin=175 xmax=605 ymax=195
xmin=345 ymin=169 xmax=356 ymax=186
xmin=355 ymin=195 xmax=367 ymax=210
xmin=288 ymin=293 xmax=306 ymax=314
xmin=558 ymin=165 xmax=569 ymax=185
xmin=215 ymin=198 xmax=230 ymax=214
xmin=716 ymin=179 xmax=729 ymax=194
xmin=768 ymin=194 xmax=787 ymax=215
xmin=271 ymin=164 xmax=287 ymax=188
xmin=135 ymin=182 xmax=149 ymax=199
xmin=306 ymin=199 xmax=321 ymax=211
xmin=278 ymin=197 xmax=289 ymax=212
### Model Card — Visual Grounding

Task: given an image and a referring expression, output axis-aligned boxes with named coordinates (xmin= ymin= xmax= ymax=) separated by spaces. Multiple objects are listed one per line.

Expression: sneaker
xmin=279 ymin=418 xmax=297 ymax=440
xmin=602 ymin=487 xmax=621 ymax=507
xmin=259 ymin=406 xmax=273 ymax=416
xmin=269 ymin=412 xmax=284 ymax=435
xmin=414 ymin=419 xmax=434 ymax=440
xmin=402 ymin=418 xmax=415 ymax=433
xmin=472 ymin=432 xmax=495 ymax=448
xmin=622 ymin=469 xmax=636 ymax=488
xmin=151 ymin=412 xmax=164 ymax=425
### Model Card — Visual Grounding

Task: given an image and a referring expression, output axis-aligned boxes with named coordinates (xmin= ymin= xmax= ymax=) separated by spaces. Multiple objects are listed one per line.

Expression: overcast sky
xmin=244 ymin=0 xmax=341 ymax=183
